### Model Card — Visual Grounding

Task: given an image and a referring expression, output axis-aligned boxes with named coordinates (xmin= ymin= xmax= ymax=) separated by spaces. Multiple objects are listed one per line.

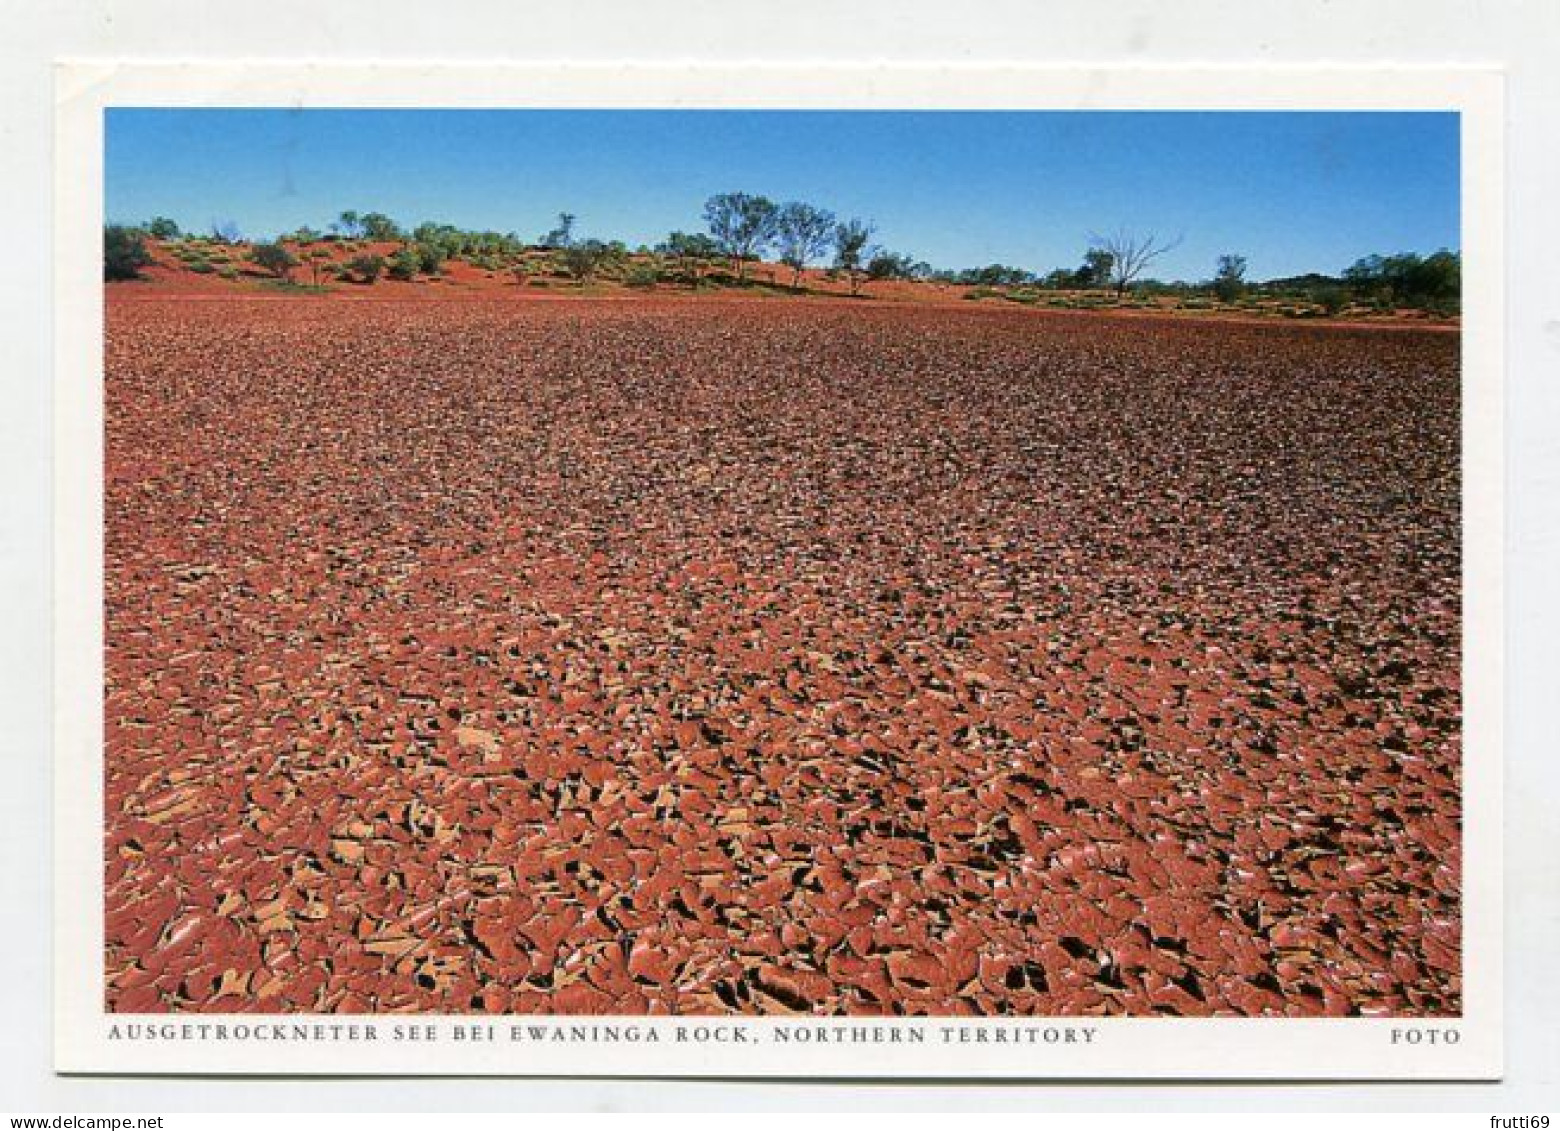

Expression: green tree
xmin=304 ymin=247 xmax=334 ymax=287
xmin=1212 ymin=253 xmax=1248 ymax=302
xmin=867 ymin=250 xmax=919 ymax=282
xmin=104 ymin=225 xmax=153 ymax=280
xmin=144 ymin=217 xmax=181 ymax=240
xmin=773 ymin=202 xmax=836 ymax=290
xmin=833 ymin=218 xmax=876 ymax=296
xmin=1074 ymin=249 xmax=1114 ymax=289
xmin=540 ymin=212 xmax=576 ymax=250
xmin=249 ymin=241 xmax=300 ymax=280
xmin=658 ymin=231 xmax=721 ymax=283
xmin=345 ymin=254 xmax=386 ymax=284
xmin=388 ymin=246 xmax=421 ymax=281
xmin=560 ymin=239 xmax=623 ymax=284
xmin=414 ymin=242 xmax=446 ymax=275
xmin=703 ymin=193 xmax=779 ymax=281
xmin=358 ymin=213 xmax=402 ymax=241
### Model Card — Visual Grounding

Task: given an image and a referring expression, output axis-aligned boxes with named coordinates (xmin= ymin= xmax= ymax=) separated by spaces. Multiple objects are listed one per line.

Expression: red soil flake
xmin=104 ymin=295 xmax=1462 ymax=1017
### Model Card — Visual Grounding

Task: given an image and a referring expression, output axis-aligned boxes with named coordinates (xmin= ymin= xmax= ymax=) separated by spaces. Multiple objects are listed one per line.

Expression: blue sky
xmin=106 ymin=109 xmax=1458 ymax=281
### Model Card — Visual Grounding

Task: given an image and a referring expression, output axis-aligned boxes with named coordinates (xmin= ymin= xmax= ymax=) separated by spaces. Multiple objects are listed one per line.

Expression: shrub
xmin=104 ymin=225 xmax=153 ymax=280
xmin=1314 ymin=286 xmax=1349 ymax=316
xmin=624 ymin=263 xmax=662 ymax=289
xmin=388 ymin=247 xmax=420 ymax=281
xmin=560 ymin=239 xmax=623 ymax=283
xmin=249 ymin=241 xmax=300 ymax=280
xmin=344 ymin=254 xmax=387 ymax=284
xmin=414 ymin=242 xmax=446 ymax=275
xmin=187 ymin=259 xmax=216 ymax=274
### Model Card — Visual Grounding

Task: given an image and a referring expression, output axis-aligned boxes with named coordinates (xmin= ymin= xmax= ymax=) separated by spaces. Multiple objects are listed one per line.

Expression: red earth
xmin=104 ymin=294 xmax=1461 ymax=1017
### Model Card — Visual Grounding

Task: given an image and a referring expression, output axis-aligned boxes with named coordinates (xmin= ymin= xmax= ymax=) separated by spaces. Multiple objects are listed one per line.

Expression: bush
xmin=388 ymin=247 xmax=420 ymax=281
xmin=344 ymin=254 xmax=386 ymax=284
xmin=560 ymin=239 xmax=622 ymax=283
xmin=104 ymin=225 xmax=153 ymax=280
xmin=413 ymin=242 xmax=446 ymax=275
xmin=249 ymin=241 xmax=300 ymax=280
xmin=1314 ymin=286 xmax=1349 ymax=316
xmin=624 ymin=263 xmax=662 ymax=289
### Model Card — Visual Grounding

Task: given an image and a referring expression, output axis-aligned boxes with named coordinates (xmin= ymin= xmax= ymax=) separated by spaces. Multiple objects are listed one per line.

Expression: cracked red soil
xmin=104 ymin=296 xmax=1461 ymax=1016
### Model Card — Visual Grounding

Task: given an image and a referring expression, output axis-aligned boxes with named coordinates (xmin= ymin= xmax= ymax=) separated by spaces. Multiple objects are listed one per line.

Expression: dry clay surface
xmin=105 ymin=297 xmax=1461 ymax=1017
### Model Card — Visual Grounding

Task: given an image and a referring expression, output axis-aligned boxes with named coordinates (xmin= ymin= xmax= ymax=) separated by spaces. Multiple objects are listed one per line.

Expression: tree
xmin=1089 ymin=229 xmax=1183 ymax=297
xmin=960 ymin=263 xmax=1034 ymax=288
xmin=210 ymin=219 xmax=241 ymax=245
xmin=703 ymin=193 xmax=779 ymax=281
xmin=344 ymin=254 xmax=386 ymax=284
xmin=1074 ymin=249 xmax=1114 ymax=289
xmin=388 ymin=246 xmax=421 ymax=281
xmin=773 ymin=202 xmax=836 ymax=290
xmin=304 ymin=247 xmax=334 ymax=287
xmin=833 ymin=219 xmax=876 ymax=296
xmin=867 ymin=250 xmax=922 ymax=283
xmin=104 ymin=225 xmax=153 ymax=280
xmin=358 ymin=212 xmax=402 ymax=242
xmin=248 ymin=241 xmax=299 ymax=281
xmin=560 ymin=238 xmax=622 ymax=284
xmin=333 ymin=210 xmax=364 ymax=239
xmin=144 ymin=217 xmax=181 ymax=240
xmin=1344 ymin=249 xmax=1460 ymax=312
xmin=658 ymin=231 xmax=721 ymax=283
xmin=1212 ymin=253 xmax=1248 ymax=302
xmin=413 ymin=242 xmax=446 ymax=275
xmin=541 ymin=212 xmax=576 ymax=250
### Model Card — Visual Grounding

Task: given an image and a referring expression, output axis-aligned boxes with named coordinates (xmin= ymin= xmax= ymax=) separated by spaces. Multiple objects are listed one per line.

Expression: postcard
xmin=53 ymin=63 xmax=1503 ymax=1077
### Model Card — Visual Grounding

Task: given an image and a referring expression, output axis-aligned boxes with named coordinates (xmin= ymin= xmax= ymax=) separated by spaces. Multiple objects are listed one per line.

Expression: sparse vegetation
xmin=108 ymin=202 xmax=1460 ymax=322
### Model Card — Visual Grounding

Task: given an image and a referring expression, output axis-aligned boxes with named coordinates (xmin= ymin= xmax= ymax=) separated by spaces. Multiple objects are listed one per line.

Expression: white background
xmin=4 ymin=0 xmax=1558 ymax=1113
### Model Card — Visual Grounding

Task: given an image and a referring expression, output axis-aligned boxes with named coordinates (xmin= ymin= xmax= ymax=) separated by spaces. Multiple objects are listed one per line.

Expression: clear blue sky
xmin=106 ymin=109 xmax=1458 ymax=281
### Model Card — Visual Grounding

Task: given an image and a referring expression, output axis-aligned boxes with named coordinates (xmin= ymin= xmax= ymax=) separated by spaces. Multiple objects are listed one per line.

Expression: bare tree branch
xmin=1089 ymin=228 xmax=1185 ymax=297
